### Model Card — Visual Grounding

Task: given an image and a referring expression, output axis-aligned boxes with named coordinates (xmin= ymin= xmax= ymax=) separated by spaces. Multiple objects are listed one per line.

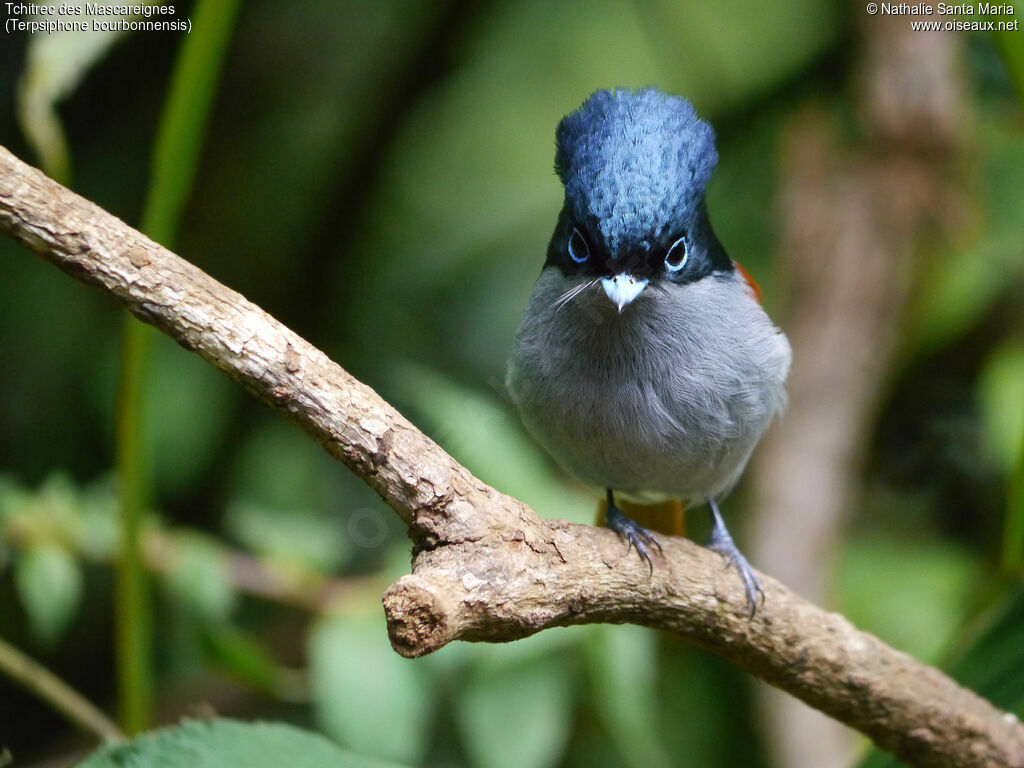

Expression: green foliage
xmin=74 ymin=718 xmax=408 ymax=768
xmin=3 ymin=2 xmax=1024 ymax=767
xmin=445 ymin=629 xmax=582 ymax=768
xmin=1 ymin=474 xmax=90 ymax=645
xmin=838 ymin=536 xmax=981 ymax=664
xmin=200 ymin=624 xmax=299 ymax=699
xmin=978 ymin=342 xmax=1024 ymax=572
xmin=654 ymin=640 xmax=766 ymax=768
xmin=389 ymin=360 xmax=593 ymax=524
xmin=455 ymin=649 xmax=575 ymax=768
xmin=992 ymin=12 xmax=1024 ymax=103
xmin=15 ymin=542 xmax=82 ymax=645
xmin=225 ymin=500 xmax=348 ymax=574
xmin=113 ymin=0 xmax=242 ymax=734
xmin=224 ymin=421 xmax=353 ymax=572
xmin=16 ymin=8 xmax=129 ymax=183
xmin=309 ymin=612 xmax=431 ymax=765
xmin=141 ymin=338 xmax=237 ymax=497
xmin=1008 ymin=439 xmax=1024 ymax=576
xmin=140 ymin=0 xmax=242 ymax=247
xmin=945 ymin=583 xmax=1024 ymax=717
xmin=856 ymin=583 xmax=1024 ymax=768
xmin=162 ymin=534 xmax=236 ymax=622
xmin=582 ymin=625 xmax=671 ymax=768
xmin=907 ymin=115 xmax=1024 ymax=355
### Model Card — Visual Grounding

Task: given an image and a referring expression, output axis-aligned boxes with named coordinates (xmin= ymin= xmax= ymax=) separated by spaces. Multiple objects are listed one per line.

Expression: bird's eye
xmin=664 ymin=234 xmax=688 ymax=272
xmin=568 ymin=227 xmax=590 ymax=264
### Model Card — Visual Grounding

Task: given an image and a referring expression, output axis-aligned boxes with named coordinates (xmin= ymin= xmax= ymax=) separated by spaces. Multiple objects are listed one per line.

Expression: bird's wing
xmin=733 ymin=260 xmax=763 ymax=303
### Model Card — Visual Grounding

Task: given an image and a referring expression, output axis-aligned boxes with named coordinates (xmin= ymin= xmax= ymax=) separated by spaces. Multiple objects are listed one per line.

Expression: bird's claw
xmin=707 ymin=499 xmax=765 ymax=618
xmin=618 ymin=519 xmax=662 ymax=574
xmin=708 ymin=539 xmax=765 ymax=617
xmin=605 ymin=497 xmax=662 ymax=575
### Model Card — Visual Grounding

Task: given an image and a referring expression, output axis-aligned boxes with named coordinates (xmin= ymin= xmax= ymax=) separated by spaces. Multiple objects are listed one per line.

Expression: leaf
xmin=992 ymin=14 xmax=1024 ymax=105
xmin=35 ymin=472 xmax=85 ymax=534
xmin=977 ymin=342 xmax=1024 ymax=572
xmin=656 ymin=639 xmax=765 ymax=766
xmin=16 ymin=2 xmax=131 ymax=183
xmin=200 ymin=625 xmax=296 ymax=699
xmin=582 ymin=625 xmax=672 ymax=768
xmin=1007 ymin=430 xmax=1024 ymax=574
xmin=225 ymin=500 xmax=348 ymax=574
xmin=142 ymin=337 xmax=236 ymax=496
xmin=73 ymin=717 xmax=409 ymax=768
xmin=0 ymin=476 xmax=33 ymax=536
xmin=225 ymin=419 xmax=354 ymax=571
xmin=946 ymin=583 xmax=1024 ymax=716
xmin=907 ymin=116 xmax=1024 ymax=353
xmin=837 ymin=535 xmax=980 ymax=663
xmin=76 ymin=475 xmax=119 ymax=560
xmin=14 ymin=542 xmax=82 ymax=645
xmin=162 ymin=534 xmax=236 ymax=622
xmin=0 ymin=474 xmax=28 ymax=523
xmin=978 ymin=343 xmax=1024 ymax=476
xmin=138 ymin=0 xmax=242 ymax=247
xmin=309 ymin=613 xmax=431 ymax=765
xmin=454 ymin=649 xmax=575 ymax=768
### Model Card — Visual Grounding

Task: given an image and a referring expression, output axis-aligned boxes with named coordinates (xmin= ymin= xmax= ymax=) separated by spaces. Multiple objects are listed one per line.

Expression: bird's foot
xmin=605 ymin=491 xmax=662 ymax=574
xmin=706 ymin=499 xmax=764 ymax=617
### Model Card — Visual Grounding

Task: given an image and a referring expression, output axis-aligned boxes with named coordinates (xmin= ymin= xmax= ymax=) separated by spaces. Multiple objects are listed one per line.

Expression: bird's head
xmin=547 ymin=88 xmax=732 ymax=312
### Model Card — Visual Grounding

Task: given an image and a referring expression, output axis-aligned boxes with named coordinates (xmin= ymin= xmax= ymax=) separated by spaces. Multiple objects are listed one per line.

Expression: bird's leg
xmin=706 ymin=498 xmax=765 ymax=617
xmin=604 ymin=488 xmax=663 ymax=573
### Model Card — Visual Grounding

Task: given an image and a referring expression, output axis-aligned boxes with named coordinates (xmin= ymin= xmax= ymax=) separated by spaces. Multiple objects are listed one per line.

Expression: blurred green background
xmin=1 ymin=1 xmax=1023 ymax=767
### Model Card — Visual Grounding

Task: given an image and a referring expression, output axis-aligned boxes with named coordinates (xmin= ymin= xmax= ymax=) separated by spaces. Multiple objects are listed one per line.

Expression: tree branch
xmin=1 ymin=145 xmax=1021 ymax=768
xmin=0 ymin=635 xmax=124 ymax=743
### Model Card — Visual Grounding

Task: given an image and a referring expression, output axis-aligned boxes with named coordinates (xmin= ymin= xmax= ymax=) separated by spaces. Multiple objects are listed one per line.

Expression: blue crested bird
xmin=507 ymin=88 xmax=791 ymax=612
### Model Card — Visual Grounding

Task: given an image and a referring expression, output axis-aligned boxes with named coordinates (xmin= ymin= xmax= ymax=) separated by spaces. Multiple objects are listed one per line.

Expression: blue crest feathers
xmin=555 ymin=88 xmax=717 ymax=256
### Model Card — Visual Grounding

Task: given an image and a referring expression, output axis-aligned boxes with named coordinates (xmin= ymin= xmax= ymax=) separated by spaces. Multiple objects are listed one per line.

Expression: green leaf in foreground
xmin=583 ymin=624 xmax=671 ymax=768
xmin=454 ymin=649 xmax=575 ymax=768
xmin=74 ymin=718 xmax=408 ymax=768
xmin=310 ymin=613 xmax=431 ymax=765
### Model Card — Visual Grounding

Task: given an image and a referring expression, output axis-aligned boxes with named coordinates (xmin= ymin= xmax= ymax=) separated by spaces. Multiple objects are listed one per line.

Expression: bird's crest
xmin=555 ymin=88 xmax=718 ymax=257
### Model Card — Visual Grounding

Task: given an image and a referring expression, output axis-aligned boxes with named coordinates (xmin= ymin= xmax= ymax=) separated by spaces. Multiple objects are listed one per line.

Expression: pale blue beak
xmin=601 ymin=273 xmax=648 ymax=313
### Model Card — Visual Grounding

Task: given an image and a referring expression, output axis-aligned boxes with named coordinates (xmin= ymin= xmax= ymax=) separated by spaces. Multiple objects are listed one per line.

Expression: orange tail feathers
xmin=596 ymin=498 xmax=686 ymax=537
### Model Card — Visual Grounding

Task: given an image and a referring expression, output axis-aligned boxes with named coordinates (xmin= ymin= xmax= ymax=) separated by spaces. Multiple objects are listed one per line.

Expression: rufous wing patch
xmin=733 ymin=260 xmax=762 ymax=303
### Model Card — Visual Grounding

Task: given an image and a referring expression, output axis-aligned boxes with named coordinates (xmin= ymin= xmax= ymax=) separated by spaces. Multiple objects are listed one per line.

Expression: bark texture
xmin=1 ymin=145 xmax=1022 ymax=768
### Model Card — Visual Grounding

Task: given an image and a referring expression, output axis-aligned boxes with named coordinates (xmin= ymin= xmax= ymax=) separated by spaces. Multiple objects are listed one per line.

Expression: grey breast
xmin=507 ymin=267 xmax=791 ymax=505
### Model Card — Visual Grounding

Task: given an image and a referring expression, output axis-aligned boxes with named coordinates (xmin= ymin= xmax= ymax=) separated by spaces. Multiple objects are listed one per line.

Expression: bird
xmin=506 ymin=88 xmax=791 ymax=613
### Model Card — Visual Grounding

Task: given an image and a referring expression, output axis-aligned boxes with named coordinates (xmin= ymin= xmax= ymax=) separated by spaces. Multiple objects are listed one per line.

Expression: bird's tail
xmin=595 ymin=498 xmax=686 ymax=537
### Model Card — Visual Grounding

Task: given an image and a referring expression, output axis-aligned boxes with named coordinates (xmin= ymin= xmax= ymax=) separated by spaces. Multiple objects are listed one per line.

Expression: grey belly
xmin=507 ymin=271 xmax=789 ymax=505
xmin=511 ymin=356 xmax=764 ymax=505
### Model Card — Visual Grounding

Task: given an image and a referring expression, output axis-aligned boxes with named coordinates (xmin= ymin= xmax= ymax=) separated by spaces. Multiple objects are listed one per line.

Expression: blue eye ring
xmin=568 ymin=227 xmax=590 ymax=264
xmin=665 ymin=235 xmax=688 ymax=272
